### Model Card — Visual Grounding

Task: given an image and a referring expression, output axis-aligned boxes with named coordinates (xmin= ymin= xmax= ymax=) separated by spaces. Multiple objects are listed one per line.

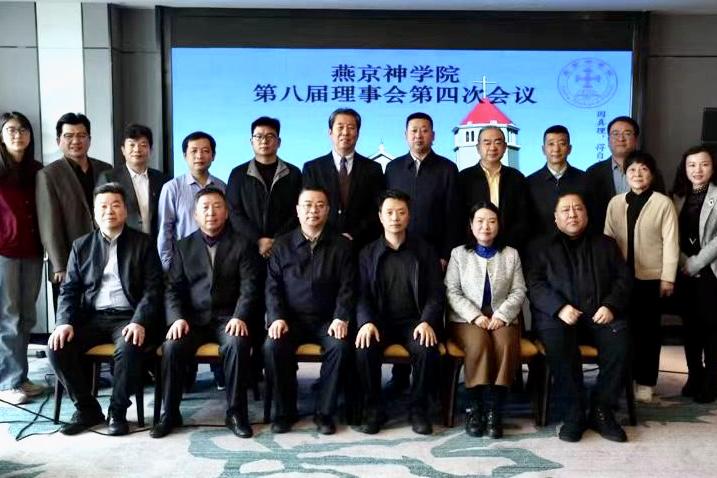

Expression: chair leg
xmin=263 ymin=371 xmax=273 ymax=424
xmin=153 ymin=358 xmax=162 ymax=426
xmin=445 ymin=358 xmax=462 ymax=428
xmin=136 ymin=375 xmax=145 ymax=428
xmin=625 ymin=369 xmax=637 ymax=426
xmin=53 ymin=379 xmax=63 ymax=424
xmin=91 ymin=362 xmax=100 ymax=397
xmin=539 ymin=360 xmax=551 ymax=427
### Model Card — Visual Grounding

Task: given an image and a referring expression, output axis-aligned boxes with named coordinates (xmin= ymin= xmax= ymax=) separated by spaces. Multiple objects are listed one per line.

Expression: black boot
xmin=486 ymin=386 xmax=506 ymax=439
xmin=464 ymin=386 xmax=485 ymax=437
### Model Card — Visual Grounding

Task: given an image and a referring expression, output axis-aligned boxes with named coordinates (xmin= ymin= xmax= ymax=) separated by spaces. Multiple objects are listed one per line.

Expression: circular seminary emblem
xmin=558 ymin=58 xmax=618 ymax=108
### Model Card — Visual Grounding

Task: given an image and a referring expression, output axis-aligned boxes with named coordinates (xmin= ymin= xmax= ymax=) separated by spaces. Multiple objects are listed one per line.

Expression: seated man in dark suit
xmin=302 ymin=108 xmax=384 ymax=251
xmin=355 ymin=190 xmax=444 ymax=435
xmin=47 ymin=182 xmax=163 ymax=436
xmin=97 ymin=124 xmax=170 ymax=239
xmin=151 ymin=187 xmax=259 ymax=439
xmin=264 ymin=186 xmax=355 ymax=435
xmin=527 ymin=192 xmax=631 ymax=443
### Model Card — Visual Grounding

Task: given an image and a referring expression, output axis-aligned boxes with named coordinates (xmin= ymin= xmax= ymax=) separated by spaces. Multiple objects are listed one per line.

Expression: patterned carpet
xmin=1 ymin=346 xmax=716 ymax=478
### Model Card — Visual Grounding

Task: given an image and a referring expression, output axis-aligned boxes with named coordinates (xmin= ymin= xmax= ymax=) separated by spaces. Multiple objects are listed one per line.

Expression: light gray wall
xmin=644 ymin=14 xmax=717 ymax=188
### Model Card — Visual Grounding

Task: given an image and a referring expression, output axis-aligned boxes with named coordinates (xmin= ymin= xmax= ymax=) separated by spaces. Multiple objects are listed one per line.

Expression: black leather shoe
xmin=464 ymin=406 xmax=485 ymax=437
xmin=314 ymin=413 xmax=336 ymax=435
xmin=357 ymin=408 xmax=384 ymax=435
xmin=485 ymin=409 xmax=503 ymax=439
xmin=410 ymin=409 xmax=433 ymax=435
xmin=681 ymin=374 xmax=703 ymax=398
xmin=271 ymin=416 xmax=293 ymax=434
xmin=107 ymin=410 xmax=129 ymax=436
xmin=558 ymin=421 xmax=586 ymax=442
xmin=589 ymin=406 xmax=627 ymax=442
xmin=150 ymin=414 xmax=183 ymax=439
xmin=383 ymin=377 xmax=410 ymax=399
xmin=60 ymin=410 xmax=105 ymax=436
xmin=226 ymin=413 xmax=253 ymax=438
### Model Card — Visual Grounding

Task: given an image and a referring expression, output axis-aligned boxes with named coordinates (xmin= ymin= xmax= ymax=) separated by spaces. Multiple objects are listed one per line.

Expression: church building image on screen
xmin=453 ymin=99 xmax=520 ymax=171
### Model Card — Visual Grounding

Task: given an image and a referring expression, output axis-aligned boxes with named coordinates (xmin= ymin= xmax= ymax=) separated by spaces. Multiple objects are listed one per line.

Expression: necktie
xmin=414 ymin=158 xmax=421 ymax=177
xmin=339 ymin=156 xmax=350 ymax=210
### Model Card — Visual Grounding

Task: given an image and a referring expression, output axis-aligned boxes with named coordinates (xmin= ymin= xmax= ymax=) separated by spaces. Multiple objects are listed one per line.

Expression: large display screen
xmin=171 ymin=47 xmax=632 ymax=180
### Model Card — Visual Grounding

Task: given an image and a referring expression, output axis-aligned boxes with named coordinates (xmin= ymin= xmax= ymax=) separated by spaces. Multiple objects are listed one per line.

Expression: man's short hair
xmin=93 ymin=182 xmax=126 ymax=203
xmin=477 ymin=126 xmax=505 ymax=142
xmin=553 ymin=190 xmax=586 ymax=211
xmin=251 ymin=116 xmax=280 ymax=136
xmin=405 ymin=112 xmax=433 ymax=129
xmin=377 ymin=189 xmax=411 ymax=211
xmin=623 ymin=150 xmax=657 ymax=176
xmin=181 ymin=131 xmax=216 ymax=156
xmin=328 ymin=108 xmax=361 ymax=131
xmin=607 ymin=116 xmax=640 ymax=137
xmin=123 ymin=123 xmax=153 ymax=148
xmin=543 ymin=124 xmax=571 ymax=144
xmin=298 ymin=186 xmax=330 ymax=206
xmin=56 ymin=112 xmax=91 ymax=138
xmin=194 ymin=186 xmax=226 ymax=206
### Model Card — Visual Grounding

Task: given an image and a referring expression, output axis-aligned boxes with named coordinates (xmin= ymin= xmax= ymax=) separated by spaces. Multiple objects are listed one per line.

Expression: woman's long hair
xmin=671 ymin=145 xmax=717 ymax=198
xmin=0 ymin=111 xmax=36 ymax=183
xmin=464 ymin=201 xmax=507 ymax=251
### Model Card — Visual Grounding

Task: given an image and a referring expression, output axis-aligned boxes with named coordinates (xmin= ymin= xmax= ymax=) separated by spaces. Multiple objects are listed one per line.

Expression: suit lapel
xmin=58 ymin=158 xmax=92 ymax=219
xmin=346 ymin=156 xmax=361 ymax=204
xmin=700 ymin=183 xmax=717 ymax=240
xmin=116 ymin=230 xmax=132 ymax=302
xmin=321 ymin=155 xmax=341 ymax=208
xmin=117 ymin=166 xmax=141 ymax=220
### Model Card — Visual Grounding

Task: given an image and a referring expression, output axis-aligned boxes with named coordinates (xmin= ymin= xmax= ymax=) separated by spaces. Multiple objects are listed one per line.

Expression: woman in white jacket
xmin=445 ymin=201 xmax=526 ymax=439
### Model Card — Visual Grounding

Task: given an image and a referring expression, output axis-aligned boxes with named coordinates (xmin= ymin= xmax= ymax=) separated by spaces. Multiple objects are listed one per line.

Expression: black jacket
xmin=227 ymin=158 xmax=302 ymax=243
xmin=302 ymin=152 xmax=384 ymax=249
xmin=266 ymin=227 xmax=355 ymax=326
xmin=97 ymin=165 xmax=170 ymax=239
xmin=165 ymin=227 xmax=259 ymax=327
xmin=526 ymin=164 xmax=589 ymax=239
xmin=459 ymin=163 xmax=531 ymax=251
xmin=57 ymin=227 xmax=163 ymax=328
xmin=357 ymin=236 xmax=445 ymax=333
xmin=526 ymin=231 xmax=632 ymax=331
xmin=585 ymin=157 xmax=666 ymax=231
xmin=385 ymin=151 xmax=461 ymax=260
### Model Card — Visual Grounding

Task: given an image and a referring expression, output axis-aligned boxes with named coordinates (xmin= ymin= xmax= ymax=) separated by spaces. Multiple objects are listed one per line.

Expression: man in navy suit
xmin=302 ymin=108 xmax=384 ymax=251
xmin=97 ymin=124 xmax=170 ymax=239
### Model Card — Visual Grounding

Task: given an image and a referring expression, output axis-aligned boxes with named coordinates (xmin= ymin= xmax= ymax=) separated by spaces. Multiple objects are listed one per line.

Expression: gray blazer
xmin=673 ymin=182 xmax=717 ymax=277
xmin=36 ymin=157 xmax=112 ymax=274
xmin=445 ymin=245 xmax=526 ymax=325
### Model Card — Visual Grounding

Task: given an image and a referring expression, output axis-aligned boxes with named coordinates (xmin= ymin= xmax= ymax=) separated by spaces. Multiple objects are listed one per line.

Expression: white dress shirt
xmin=94 ymin=231 xmax=132 ymax=310
xmin=127 ymin=164 xmax=151 ymax=234
xmin=331 ymin=150 xmax=354 ymax=175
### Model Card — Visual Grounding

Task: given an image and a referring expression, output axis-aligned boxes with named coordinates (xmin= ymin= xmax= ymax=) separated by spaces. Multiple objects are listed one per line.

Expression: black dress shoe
xmin=357 ymin=408 xmax=384 ymax=435
xmin=383 ymin=377 xmax=410 ymax=399
xmin=314 ymin=413 xmax=336 ymax=435
xmin=60 ymin=410 xmax=105 ymax=436
xmin=226 ymin=413 xmax=253 ymax=438
xmin=485 ymin=409 xmax=503 ymax=439
xmin=558 ymin=421 xmax=586 ymax=442
xmin=589 ymin=406 xmax=627 ymax=443
xmin=107 ymin=410 xmax=129 ymax=436
xmin=150 ymin=414 xmax=183 ymax=439
xmin=681 ymin=374 xmax=703 ymax=398
xmin=464 ymin=406 xmax=485 ymax=437
xmin=271 ymin=416 xmax=293 ymax=434
xmin=410 ymin=409 xmax=433 ymax=435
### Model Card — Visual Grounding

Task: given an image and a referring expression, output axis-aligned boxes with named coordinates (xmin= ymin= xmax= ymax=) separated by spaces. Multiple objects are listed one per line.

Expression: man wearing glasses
xmin=36 ymin=113 xmax=112 ymax=306
xmin=586 ymin=116 xmax=665 ymax=229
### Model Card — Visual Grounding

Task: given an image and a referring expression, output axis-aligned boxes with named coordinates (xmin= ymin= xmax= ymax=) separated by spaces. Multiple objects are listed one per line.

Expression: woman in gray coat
xmin=445 ymin=202 xmax=526 ymax=438
xmin=672 ymin=145 xmax=717 ymax=403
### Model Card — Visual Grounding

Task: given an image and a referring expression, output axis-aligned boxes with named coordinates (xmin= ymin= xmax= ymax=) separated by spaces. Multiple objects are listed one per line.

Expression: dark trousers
xmin=539 ymin=319 xmax=628 ymax=424
xmin=356 ymin=323 xmax=440 ymax=413
xmin=47 ymin=313 xmax=143 ymax=415
xmin=159 ymin=319 xmax=251 ymax=419
xmin=263 ymin=320 xmax=350 ymax=419
xmin=678 ymin=269 xmax=717 ymax=381
xmin=629 ymin=279 xmax=662 ymax=386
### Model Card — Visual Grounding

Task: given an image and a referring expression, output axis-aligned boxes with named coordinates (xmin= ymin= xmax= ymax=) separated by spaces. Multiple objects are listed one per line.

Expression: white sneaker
xmin=635 ymin=384 xmax=654 ymax=403
xmin=0 ymin=388 xmax=29 ymax=405
xmin=20 ymin=380 xmax=45 ymax=397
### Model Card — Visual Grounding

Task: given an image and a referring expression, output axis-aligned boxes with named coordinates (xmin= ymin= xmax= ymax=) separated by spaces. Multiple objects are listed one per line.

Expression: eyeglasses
xmin=252 ymin=133 xmax=278 ymax=142
xmin=609 ymin=131 xmax=635 ymax=139
xmin=3 ymin=127 xmax=29 ymax=137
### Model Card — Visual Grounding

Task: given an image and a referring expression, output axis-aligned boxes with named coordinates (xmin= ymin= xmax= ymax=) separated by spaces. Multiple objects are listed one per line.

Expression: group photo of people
xmin=1 ymin=106 xmax=716 ymax=447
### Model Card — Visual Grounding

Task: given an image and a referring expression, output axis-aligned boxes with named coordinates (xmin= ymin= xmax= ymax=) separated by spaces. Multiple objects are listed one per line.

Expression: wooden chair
xmin=444 ymin=337 xmax=543 ymax=427
xmin=536 ymin=342 xmax=637 ymax=427
xmin=53 ymin=343 xmax=146 ymax=426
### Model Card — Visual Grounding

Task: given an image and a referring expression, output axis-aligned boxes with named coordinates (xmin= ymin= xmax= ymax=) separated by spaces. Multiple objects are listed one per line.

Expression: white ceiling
xmin=29 ymin=0 xmax=717 ymax=14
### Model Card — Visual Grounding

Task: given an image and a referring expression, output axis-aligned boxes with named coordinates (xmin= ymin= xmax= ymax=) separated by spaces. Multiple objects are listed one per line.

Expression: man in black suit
xmin=527 ymin=125 xmax=589 ymax=239
xmin=97 ymin=124 xmax=170 ymax=239
xmin=527 ymin=192 xmax=631 ymax=443
xmin=151 ymin=187 xmax=259 ymax=439
xmin=586 ymin=116 xmax=665 ymax=230
xmin=302 ymin=108 xmax=384 ymax=250
xmin=263 ymin=187 xmax=355 ymax=435
xmin=459 ymin=126 xmax=530 ymax=251
xmin=355 ymin=190 xmax=444 ymax=435
xmin=46 ymin=183 xmax=163 ymax=436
